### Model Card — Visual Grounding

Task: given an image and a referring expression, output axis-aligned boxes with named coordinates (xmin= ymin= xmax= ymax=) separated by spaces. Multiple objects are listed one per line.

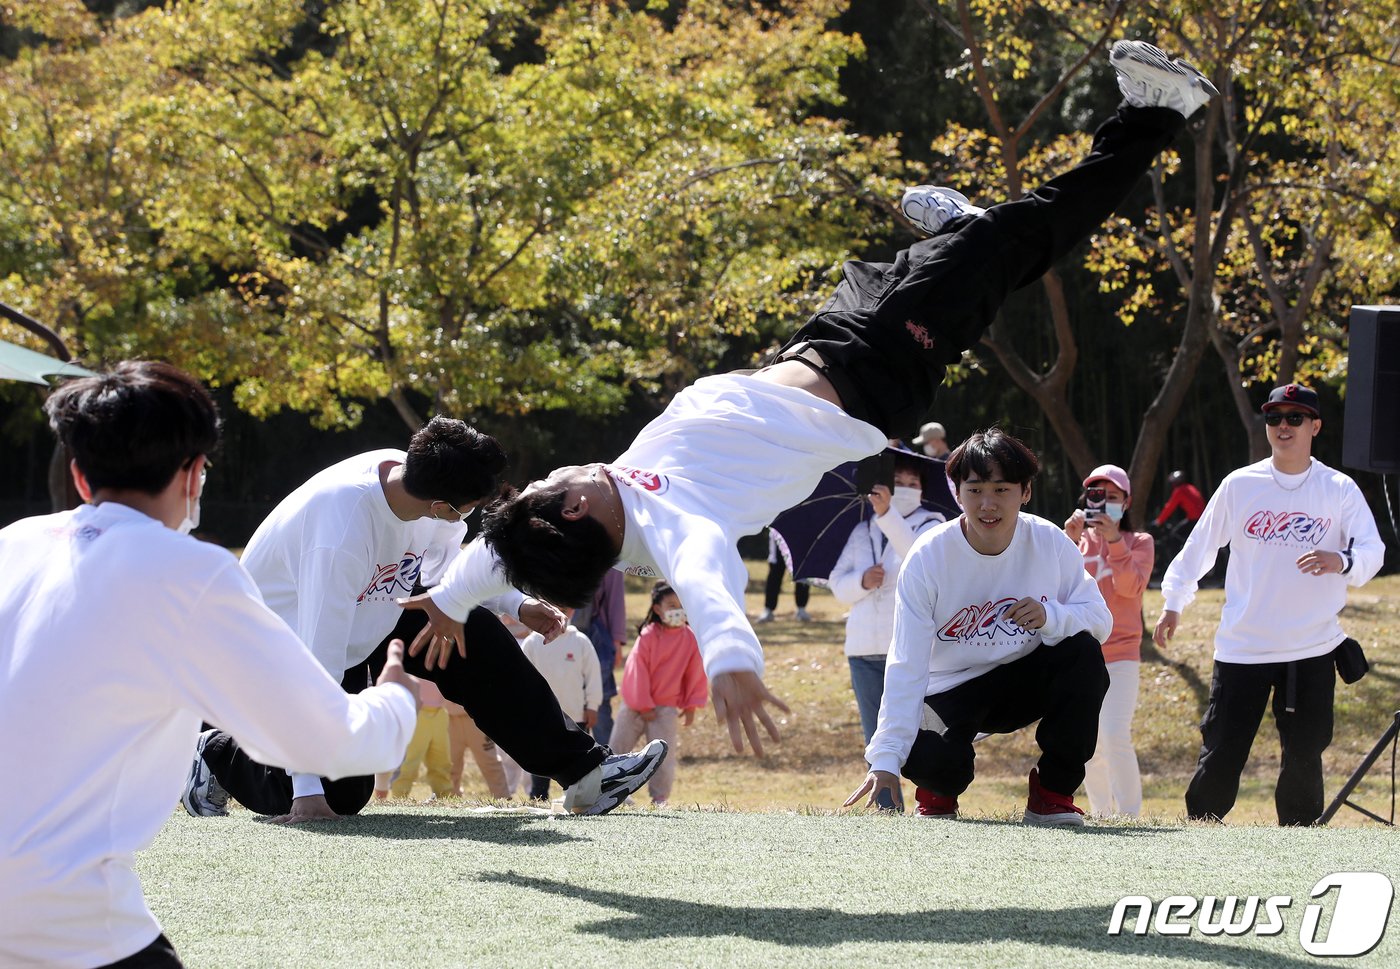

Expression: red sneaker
xmin=1023 ymin=767 xmax=1086 ymax=827
xmin=915 ymin=787 xmax=958 ymax=818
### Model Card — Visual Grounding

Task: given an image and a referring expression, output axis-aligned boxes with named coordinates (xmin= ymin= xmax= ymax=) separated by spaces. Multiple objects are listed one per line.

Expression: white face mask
xmin=892 ymin=486 xmax=923 ymax=517
xmin=176 ymin=465 xmax=203 ymax=536
xmin=660 ymin=607 xmax=687 ymax=627
xmin=1103 ymin=501 xmax=1125 ymax=523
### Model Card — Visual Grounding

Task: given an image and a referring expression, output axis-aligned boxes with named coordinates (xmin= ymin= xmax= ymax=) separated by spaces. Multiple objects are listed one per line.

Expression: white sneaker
xmin=562 ymin=739 xmax=669 ymax=816
xmin=900 ymin=186 xmax=984 ymax=236
xmin=1109 ymin=40 xmax=1218 ymax=119
xmin=794 ymin=608 xmax=813 ymax=623
xmin=755 ymin=609 xmax=775 ymax=624
xmin=181 ymin=729 xmax=230 ymax=818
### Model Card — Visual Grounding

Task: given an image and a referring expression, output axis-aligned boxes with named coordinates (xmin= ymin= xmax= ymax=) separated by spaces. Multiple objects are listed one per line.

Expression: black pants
xmin=780 ymin=104 xmax=1184 ymax=437
xmin=763 ymin=556 xmax=809 ymax=611
xmin=1185 ymin=654 xmax=1336 ymax=826
xmin=204 ymin=602 xmax=608 ymax=816
xmin=902 ymin=632 xmax=1109 ymax=798
xmin=99 ymin=934 xmax=183 ymax=968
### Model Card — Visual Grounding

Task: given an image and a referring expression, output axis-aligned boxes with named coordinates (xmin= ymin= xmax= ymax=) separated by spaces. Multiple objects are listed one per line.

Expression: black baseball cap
xmin=1262 ymin=383 xmax=1320 ymax=417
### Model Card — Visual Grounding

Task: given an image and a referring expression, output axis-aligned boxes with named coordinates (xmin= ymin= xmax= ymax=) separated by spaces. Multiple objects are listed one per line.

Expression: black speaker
xmin=1343 ymin=305 xmax=1400 ymax=473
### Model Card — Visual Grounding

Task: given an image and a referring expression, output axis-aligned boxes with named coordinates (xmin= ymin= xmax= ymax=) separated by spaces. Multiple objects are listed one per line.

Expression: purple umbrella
xmin=769 ymin=447 xmax=959 ymax=585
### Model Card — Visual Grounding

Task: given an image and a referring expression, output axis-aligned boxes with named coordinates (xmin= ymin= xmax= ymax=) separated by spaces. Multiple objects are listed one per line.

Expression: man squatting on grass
xmin=845 ymin=430 xmax=1112 ymax=823
xmin=182 ymin=420 xmax=665 ymax=823
xmin=0 ymin=362 xmax=419 ymax=969
xmin=1154 ymin=384 xmax=1384 ymax=825
xmin=404 ymin=42 xmax=1220 ymax=758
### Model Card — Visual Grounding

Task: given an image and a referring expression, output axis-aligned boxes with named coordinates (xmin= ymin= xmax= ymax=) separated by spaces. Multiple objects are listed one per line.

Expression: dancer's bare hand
xmin=399 ymin=592 xmax=466 ymax=669
xmin=843 ymin=770 xmax=901 ymax=810
xmin=710 ymin=670 xmax=791 ymax=757
xmin=265 ymin=794 xmax=340 ymax=825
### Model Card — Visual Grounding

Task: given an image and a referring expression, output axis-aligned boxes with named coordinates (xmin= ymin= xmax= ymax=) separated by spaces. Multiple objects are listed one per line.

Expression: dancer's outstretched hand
xmin=710 ymin=670 xmax=791 ymax=757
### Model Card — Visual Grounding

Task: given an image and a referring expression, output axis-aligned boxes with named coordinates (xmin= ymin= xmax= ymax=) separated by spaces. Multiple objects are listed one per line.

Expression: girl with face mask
xmin=828 ymin=455 xmax=947 ymax=812
xmin=1063 ymin=464 xmax=1155 ymax=818
xmin=608 ymin=582 xmax=708 ymax=806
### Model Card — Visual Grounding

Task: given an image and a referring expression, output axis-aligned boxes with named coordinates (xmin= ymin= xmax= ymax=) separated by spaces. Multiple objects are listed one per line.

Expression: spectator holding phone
xmin=1063 ymin=465 xmax=1154 ymax=817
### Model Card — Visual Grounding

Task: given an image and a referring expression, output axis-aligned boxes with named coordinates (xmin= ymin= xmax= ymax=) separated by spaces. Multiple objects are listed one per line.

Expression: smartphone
xmin=1085 ymin=486 xmax=1107 ymax=520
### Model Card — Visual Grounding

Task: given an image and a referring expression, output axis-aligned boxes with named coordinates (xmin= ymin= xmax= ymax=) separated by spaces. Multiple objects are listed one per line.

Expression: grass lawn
xmin=136 ymin=570 xmax=1400 ymax=965
xmin=142 ymin=810 xmax=1399 ymax=967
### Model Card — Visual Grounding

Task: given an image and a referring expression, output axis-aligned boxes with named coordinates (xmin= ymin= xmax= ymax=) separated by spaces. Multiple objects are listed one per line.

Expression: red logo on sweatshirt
xmin=357 ymin=550 xmax=425 ymax=602
xmin=905 ymin=320 xmax=936 ymax=350
xmin=1243 ymin=510 xmax=1331 ymax=546
xmin=938 ymin=597 xmax=1033 ymax=643
xmin=611 ymin=465 xmax=669 ymax=495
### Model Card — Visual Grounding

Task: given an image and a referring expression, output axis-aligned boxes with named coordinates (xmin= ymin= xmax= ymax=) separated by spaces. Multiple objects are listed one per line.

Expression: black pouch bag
xmin=1334 ymin=637 xmax=1369 ymax=684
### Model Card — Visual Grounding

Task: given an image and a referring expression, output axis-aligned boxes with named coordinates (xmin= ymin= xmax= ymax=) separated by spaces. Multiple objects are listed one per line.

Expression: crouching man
xmin=845 ymin=429 xmax=1112 ymax=823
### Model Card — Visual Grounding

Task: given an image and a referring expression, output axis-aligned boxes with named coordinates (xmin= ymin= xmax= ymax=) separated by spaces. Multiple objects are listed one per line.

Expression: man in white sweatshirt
xmin=1154 ymin=384 xmax=1384 ymax=825
xmin=185 ymin=419 xmax=666 ymax=824
xmin=407 ymin=41 xmax=1217 ymax=758
xmin=0 ymin=361 xmax=419 ymax=969
xmin=844 ymin=429 xmax=1112 ymax=824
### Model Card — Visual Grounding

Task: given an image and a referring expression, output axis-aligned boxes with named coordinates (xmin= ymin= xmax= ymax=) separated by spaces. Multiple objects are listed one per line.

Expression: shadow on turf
xmin=477 ymin=871 xmax=1324 ymax=967
xmin=325 ymin=813 xmax=589 ymax=846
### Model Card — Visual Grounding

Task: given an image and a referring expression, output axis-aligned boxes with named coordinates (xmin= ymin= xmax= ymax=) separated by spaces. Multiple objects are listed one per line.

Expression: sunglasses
xmin=1264 ymin=412 xmax=1311 ymax=427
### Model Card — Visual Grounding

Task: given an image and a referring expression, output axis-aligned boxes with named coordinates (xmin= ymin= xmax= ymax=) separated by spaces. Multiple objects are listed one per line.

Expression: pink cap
xmin=1083 ymin=464 xmax=1130 ymax=496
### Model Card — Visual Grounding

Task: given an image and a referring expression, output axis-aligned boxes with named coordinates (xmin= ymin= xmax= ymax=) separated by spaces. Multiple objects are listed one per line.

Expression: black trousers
xmin=99 ymin=934 xmax=183 ymax=968
xmin=763 ymin=556 xmax=809 ymax=610
xmin=204 ymin=602 xmax=608 ymax=816
xmin=1185 ymin=654 xmax=1336 ymax=826
xmin=780 ymin=103 xmax=1184 ymax=437
xmin=902 ymin=631 xmax=1109 ymax=798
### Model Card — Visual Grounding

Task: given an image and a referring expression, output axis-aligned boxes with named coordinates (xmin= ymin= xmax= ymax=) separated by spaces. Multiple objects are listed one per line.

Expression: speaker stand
xmin=1318 ymin=710 xmax=1400 ymax=826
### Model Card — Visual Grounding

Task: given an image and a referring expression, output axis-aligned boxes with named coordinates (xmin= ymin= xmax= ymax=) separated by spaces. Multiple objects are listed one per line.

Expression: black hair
xmin=402 ymin=416 xmax=507 ymax=508
xmin=44 ymin=360 xmax=221 ymax=495
xmin=480 ymin=483 xmax=620 ymax=608
xmin=892 ymin=454 xmax=929 ymax=487
xmin=640 ymin=581 xmax=678 ymax=633
xmin=945 ymin=427 xmax=1039 ymax=487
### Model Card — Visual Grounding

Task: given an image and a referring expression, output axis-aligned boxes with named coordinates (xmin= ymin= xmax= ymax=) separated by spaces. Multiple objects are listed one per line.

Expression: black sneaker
xmin=181 ymin=729 xmax=231 ymax=818
xmin=563 ymin=739 xmax=668 ymax=816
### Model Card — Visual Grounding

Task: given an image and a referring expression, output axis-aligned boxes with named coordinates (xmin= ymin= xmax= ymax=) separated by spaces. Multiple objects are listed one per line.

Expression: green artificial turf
xmin=138 ymin=807 xmax=1399 ymax=968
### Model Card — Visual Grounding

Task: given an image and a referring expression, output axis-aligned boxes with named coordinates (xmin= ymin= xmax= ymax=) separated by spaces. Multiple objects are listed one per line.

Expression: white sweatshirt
xmin=239 ymin=450 xmax=522 ymax=799
xmin=0 ymin=503 xmax=416 ymax=969
xmin=829 ymin=505 xmax=945 ymax=657
xmin=866 ymin=513 xmax=1112 ymax=777
xmin=518 ymin=626 xmax=603 ymax=722
xmin=607 ymin=374 xmax=886 ymax=678
xmin=433 ymin=375 xmax=885 ymax=678
xmin=240 ymin=449 xmax=471 ymax=676
xmin=1161 ymin=457 xmax=1384 ymax=663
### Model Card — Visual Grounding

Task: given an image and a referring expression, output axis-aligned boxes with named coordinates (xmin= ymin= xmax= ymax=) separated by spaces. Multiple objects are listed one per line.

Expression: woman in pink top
xmin=610 ymin=582 xmax=709 ymax=806
xmin=1063 ymin=464 xmax=1154 ymax=817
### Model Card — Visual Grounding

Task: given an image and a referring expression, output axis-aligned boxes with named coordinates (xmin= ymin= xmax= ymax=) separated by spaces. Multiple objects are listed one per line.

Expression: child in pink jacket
xmin=609 ymin=582 xmax=708 ymax=805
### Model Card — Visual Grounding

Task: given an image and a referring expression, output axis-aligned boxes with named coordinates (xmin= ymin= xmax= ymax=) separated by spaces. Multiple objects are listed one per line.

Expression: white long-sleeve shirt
xmin=240 ymin=450 xmax=521 ymax=798
xmin=1161 ymin=457 xmax=1384 ymax=663
xmin=518 ymin=626 xmax=603 ymax=722
xmin=866 ymin=513 xmax=1112 ymax=777
xmin=829 ymin=505 xmax=945 ymax=657
xmin=0 ymin=503 xmax=416 ymax=969
xmin=433 ymin=375 xmax=886 ymax=679
xmin=607 ymin=374 xmax=886 ymax=678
